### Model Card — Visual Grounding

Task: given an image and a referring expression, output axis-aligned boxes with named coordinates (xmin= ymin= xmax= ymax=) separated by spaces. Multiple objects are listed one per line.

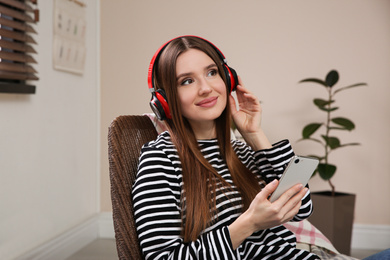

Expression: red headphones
xmin=147 ymin=35 xmax=238 ymax=120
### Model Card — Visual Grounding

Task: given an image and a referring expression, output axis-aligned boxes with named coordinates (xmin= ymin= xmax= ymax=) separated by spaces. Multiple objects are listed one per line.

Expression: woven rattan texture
xmin=108 ymin=115 xmax=158 ymax=260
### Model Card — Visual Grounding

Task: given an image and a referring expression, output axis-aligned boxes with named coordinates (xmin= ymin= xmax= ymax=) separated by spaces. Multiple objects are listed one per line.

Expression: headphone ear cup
xmin=149 ymin=89 xmax=171 ymax=120
xmin=229 ymin=66 xmax=238 ymax=92
xmin=223 ymin=65 xmax=239 ymax=93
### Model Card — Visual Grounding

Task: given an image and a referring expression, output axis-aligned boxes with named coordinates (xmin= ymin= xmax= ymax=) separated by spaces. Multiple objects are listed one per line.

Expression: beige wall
xmin=100 ymin=0 xmax=390 ymax=225
xmin=0 ymin=1 xmax=100 ymax=259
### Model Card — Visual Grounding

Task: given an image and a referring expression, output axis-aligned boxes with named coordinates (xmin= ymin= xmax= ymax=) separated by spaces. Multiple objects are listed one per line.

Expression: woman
xmin=132 ymin=35 xmax=319 ymax=259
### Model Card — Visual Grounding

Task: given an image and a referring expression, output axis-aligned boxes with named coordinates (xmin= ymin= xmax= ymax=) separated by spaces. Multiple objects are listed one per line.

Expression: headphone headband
xmin=147 ymin=35 xmax=230 ymax=91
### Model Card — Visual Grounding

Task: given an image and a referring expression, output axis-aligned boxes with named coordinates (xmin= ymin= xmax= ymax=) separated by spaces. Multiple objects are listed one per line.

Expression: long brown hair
xmin=153 ymin=36 xmax=263 ymax=242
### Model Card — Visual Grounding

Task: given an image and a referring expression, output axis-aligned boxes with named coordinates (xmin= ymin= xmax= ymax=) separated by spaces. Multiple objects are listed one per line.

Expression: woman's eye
xmin=181 ymin=78 xmax=193 ymax=86
xmin=207 ymin=69 xmax=218 ymax=77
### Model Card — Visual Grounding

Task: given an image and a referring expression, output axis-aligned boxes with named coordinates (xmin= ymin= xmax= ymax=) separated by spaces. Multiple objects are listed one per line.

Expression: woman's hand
xmin=229 ymin=76 xmax=272 ymax=150
xmin=246 ymin=179 xmax=307 ymax=230
xmin=229 ymin=76 xmax=261 ymax=134
xmin=228 ymin=180 xmax=308 ymax=249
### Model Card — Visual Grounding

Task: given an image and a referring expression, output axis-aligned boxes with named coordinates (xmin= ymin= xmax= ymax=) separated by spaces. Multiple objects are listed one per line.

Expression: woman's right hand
xmin=228 ymin=179 xmax=308 ymax=250
xmin=246 ymin=179 xmax=307 ymax=230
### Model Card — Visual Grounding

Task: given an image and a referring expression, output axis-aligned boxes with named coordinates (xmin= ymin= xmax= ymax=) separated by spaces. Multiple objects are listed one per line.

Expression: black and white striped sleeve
xmin=132 ymin=143 xmax=236 ymax=260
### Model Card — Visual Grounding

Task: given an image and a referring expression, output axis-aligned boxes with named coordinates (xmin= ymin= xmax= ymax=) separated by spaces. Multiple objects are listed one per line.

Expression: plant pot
xmin=308 ymin=191 xmax=356 ymax=256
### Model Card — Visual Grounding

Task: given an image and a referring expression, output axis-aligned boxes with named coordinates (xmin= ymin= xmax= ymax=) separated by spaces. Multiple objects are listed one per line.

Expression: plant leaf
xmin=339 ymin=142 xmax=361 ymax=148
xmin=334 ymin=83 xmax=367 ymax=95
xmin=319 ymin=106 xmax=339 ymax=112
xmin=313 ymin=98 xmax=334 ymax=108
xmin=322 ymin=135 xmax=341 ymax=149
xmin=318 ymin=163 xmax=337 ymax=180
xmin=299 ymin=78 xmax=327 ymax=87
xmin=325 ymin=70 xmax=339 ymax=87
xmin=329 ymin=127 xmax=352 ymax=131
xmin=331 ymin=117 xmax=355 ymax=130
xmin=302 ymin=123 xmax=322 ymax=138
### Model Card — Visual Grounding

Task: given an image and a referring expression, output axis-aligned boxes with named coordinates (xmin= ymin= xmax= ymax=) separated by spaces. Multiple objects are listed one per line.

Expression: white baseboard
xmin=17 ymin=213 xmax=390 ymax=259
xmin=98 ymin=212 xmax=115 ymax=238
xmin=351 ymin=223 xmax=390 ymax=250
xmin=16 ymin=215 xmax=100 ymax=260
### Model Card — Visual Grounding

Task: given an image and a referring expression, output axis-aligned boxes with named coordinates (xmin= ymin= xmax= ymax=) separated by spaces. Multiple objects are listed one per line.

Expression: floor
xmin=66 ymin=239 xmax=117 ymax=260
xmin=65 ymin=239 xmax=383 ymax=260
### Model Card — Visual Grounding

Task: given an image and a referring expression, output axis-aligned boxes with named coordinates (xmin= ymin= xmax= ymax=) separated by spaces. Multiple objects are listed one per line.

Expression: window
xmin=0 ymin=0 xmax=39 ymax=94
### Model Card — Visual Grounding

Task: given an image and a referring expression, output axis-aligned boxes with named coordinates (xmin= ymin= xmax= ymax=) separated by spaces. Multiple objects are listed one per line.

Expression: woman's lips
xmin=196 ymin=97 xmax=218 ymax=107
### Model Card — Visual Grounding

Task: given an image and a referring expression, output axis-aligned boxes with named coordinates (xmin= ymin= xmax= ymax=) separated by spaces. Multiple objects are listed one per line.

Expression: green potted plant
xmin=297 ymin=70 xmax=367 ymax=255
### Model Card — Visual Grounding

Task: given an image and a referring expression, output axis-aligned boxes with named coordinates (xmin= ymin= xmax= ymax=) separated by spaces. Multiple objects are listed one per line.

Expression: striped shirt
xmin=132 ymin=131 xmax=320 ymax=259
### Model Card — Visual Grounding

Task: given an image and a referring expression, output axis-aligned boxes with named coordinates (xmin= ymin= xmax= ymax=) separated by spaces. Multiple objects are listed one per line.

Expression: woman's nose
xmin=198 ymin=78 xmax=212 ymax=95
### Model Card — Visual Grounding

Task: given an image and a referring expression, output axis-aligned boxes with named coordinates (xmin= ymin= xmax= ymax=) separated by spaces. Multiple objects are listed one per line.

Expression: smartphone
xmin=269 ymin=155 xmax=319 ymax=203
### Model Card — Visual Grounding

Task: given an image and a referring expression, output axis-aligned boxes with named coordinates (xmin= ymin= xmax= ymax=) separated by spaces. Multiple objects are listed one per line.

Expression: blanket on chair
xmin=284 ymin=220 xmax=339 ymax=254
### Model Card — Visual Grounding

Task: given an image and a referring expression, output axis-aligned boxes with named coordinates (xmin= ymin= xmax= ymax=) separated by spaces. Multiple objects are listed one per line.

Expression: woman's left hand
xmin=229 ymin=76 xmax=262 ymax=134
xmin=229 ymin=76 xmax=272 ymax=150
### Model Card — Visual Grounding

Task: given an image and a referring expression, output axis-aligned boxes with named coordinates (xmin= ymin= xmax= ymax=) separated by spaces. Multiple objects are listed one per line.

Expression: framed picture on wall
xmin=53 ymin=0 xmax=86 ymax=75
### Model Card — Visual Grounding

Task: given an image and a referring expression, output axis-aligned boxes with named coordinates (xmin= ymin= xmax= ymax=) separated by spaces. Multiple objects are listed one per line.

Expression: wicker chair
xmin=108 ymin=115 xmax=158 ymax=260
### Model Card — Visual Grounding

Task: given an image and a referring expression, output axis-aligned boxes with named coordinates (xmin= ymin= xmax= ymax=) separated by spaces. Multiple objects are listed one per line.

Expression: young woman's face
xmin=175 ymin=49 xmax=227 ymax=129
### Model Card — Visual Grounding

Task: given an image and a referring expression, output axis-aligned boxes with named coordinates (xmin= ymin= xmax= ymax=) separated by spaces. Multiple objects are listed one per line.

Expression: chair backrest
xmin=108 ymin=115 xmax=158 ymax=260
